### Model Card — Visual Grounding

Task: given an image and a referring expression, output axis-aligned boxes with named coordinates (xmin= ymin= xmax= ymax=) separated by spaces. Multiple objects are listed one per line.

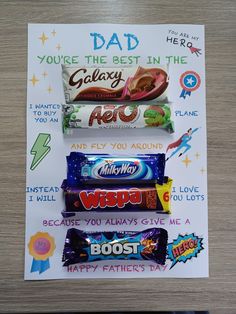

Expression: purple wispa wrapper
xmin=61 ymin=177 xmax=172 ymax=215
xmin=62 ymin=228 xmax=168 ymax=266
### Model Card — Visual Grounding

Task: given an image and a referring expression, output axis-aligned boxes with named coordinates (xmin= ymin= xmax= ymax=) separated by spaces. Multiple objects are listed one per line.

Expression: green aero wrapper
xmin=62 ymin=103 xmax=174 ymax=133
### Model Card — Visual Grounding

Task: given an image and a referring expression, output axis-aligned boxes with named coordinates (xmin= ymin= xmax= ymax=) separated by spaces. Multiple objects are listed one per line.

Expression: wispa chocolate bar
xmin=66 ymin=152 xmax=166 ymax=186
xmin=61 ymin=178 xmax=172 ymax=215
xmin=62 ymin=103 xmax=174 ymax=133
xmin=62 ymin=228 xmax=168 ymax=266
xmin=62 ymin=65 xmax=169 ymax=103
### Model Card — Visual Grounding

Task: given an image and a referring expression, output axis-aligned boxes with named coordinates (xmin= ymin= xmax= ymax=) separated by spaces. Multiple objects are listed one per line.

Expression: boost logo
xmin=91 ymin=242 xmax=140 ymax=256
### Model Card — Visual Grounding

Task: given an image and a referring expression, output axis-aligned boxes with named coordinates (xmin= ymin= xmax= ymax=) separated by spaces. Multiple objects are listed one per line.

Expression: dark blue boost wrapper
xmin=66 ymin=152 xmax=166 ymax=186
xmin=62 ymin=228 xmax=168 ymax=266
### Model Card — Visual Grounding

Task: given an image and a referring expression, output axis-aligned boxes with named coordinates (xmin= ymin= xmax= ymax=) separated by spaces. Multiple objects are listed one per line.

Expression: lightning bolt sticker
xmin=30 ymin=133 xmax=51 ymax=170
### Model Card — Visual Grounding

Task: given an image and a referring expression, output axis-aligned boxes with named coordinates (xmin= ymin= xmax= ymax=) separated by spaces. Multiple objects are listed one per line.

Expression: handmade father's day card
xmin=25 ymin=24 xmax=208 ymax=280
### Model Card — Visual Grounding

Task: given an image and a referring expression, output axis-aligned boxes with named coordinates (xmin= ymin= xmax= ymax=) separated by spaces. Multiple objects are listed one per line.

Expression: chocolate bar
xmin=62 ymin=65 xmax=169 ymax=103
xmin=62 ymin=228 xmax=168 ymax=266
xmin=62 ymin=103 xmax=174 ymax=133
xmin=66 ymin=152 xmax=166 ymax=186
xmin=61 ymin=177 xmax=172 ymax=215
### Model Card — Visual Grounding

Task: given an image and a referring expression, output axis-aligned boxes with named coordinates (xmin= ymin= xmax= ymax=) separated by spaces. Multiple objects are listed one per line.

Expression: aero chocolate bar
xmin=62 ymin=103 xmax=174 ymax=133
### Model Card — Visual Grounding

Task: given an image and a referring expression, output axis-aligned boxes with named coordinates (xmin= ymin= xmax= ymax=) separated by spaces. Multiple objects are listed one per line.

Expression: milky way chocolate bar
xmin=62 ymin=65 xmax=169 ymax=103
xmin=66 ymin=152 xmax=166 ymax=186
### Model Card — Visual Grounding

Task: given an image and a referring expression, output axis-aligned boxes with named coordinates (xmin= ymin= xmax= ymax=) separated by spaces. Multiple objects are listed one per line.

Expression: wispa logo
xmin=98 ymin=162 xmax=138 ymax=177
xmin=79 ymin=188 xmax=142 ymax=210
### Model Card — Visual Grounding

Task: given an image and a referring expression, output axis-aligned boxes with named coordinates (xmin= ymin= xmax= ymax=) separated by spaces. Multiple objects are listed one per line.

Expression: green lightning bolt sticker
xmin=30 ymin=133 xmax=51 ymax=170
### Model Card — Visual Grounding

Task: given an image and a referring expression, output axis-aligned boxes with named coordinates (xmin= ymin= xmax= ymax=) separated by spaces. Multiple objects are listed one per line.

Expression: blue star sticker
xmin=184 ymin=74 xmax=197 ymax=88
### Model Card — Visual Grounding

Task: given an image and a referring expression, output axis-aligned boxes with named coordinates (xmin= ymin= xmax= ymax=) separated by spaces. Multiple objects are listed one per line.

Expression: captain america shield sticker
xmin=179 ymin=71 xmax=201 ymax=98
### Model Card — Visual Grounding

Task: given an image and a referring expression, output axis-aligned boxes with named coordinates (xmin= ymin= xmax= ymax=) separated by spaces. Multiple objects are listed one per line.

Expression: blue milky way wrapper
xmin=66 ymin=152 xmax=166 ymax=186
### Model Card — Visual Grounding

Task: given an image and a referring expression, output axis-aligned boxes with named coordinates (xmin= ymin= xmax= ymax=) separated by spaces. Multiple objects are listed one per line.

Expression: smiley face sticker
xmin=28 ymin=232 xmax=56 ymax=274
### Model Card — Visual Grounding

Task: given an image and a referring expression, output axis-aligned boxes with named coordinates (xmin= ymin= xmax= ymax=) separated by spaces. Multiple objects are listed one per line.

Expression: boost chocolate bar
xmin=62 ymin=228 xmax=168 ymax=265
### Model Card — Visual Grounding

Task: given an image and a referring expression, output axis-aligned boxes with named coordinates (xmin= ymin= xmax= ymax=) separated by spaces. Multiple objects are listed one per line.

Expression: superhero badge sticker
xmin=179 ymin=71 xmax=201 ymax=99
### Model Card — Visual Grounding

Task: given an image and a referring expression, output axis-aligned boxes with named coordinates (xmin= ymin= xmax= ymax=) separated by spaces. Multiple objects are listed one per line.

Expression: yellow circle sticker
xmin=28 ymin=232 xmax=56 ymax=261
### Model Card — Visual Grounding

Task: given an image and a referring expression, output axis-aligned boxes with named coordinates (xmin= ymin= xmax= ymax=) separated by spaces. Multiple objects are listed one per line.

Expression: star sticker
xmin=39 ymin=32 xmax=48 ymax=45
xmin=186 ymin=76 xmax=194 ymax=86
xmin=29 ymin=74 xmax=39 ymax=86
xmin=195 ymin=152 xmax=200 ymax=159
xmin=200 ymin=168 xmax=205 ymax=174
xmin=47 ymin=85 xmax=52 ymax=93
xmin=105 ymin=160 xmax=112 ymax=165
xmin=51 ymin=29 xmax=56 ymax=37
xmin=56 ymin=44 xmax=61 ymax=51
xmin=182 ymin=155 xmax=192 ymax=167
xmin=42 ymin=71 xmax=48 ymax=78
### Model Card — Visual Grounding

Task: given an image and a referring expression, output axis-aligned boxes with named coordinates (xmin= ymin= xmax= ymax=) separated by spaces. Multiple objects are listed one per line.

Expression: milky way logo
xmin=93 ymin=160 xmax=140 ymax=179
xmin=167 ymin=233 xmax=204 ymax=269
